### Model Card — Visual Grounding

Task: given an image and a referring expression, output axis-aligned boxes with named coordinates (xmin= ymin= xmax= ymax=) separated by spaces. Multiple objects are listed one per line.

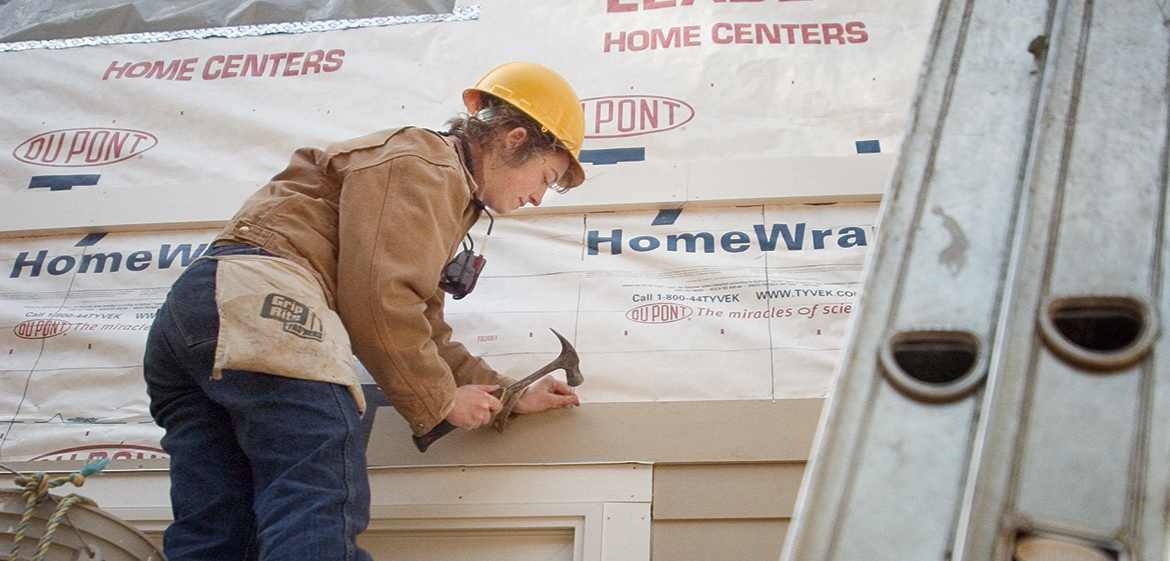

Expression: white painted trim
xmin=68 ymin=463 xmax=653 ymax=561
xmin=601 ymin=502 xmax=653 ymax=561
xmin=366 ymin=464 xmax=652 ymax=561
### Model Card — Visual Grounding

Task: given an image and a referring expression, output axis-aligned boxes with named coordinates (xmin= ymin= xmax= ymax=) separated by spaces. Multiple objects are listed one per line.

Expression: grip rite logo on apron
xmin=261 ymin=293 xmax=324 ymax=341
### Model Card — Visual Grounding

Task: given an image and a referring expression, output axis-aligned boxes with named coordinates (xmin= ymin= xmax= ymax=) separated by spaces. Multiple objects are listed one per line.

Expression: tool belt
xmin=210 ymin=254 xmax=366 ymax=414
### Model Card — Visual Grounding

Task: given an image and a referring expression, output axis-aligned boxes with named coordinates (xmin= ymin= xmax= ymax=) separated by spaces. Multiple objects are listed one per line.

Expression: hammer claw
xmin=503 ymin=328 xmax=583 ymax=395
xmin=492 ymin=328 xmax=582 ymax=433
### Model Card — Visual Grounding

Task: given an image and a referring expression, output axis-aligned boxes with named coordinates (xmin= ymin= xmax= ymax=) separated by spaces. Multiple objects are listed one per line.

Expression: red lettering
xmin=822 ymin=23 xmax=845 ymax=44
xmin=283 ymin=52 xmax=304 ymax=76
xmin=756 ymin=24 xmax=781 ymax=44
xmin=125 ymin=62 xmax=152 ymax=78
xmin=801 ymin=23 xmax=820 ymax=44
xmin=663 ymin=100 xmax=681 ymax=124
xmin=103 ymin=61 xmax=130 ymax=80
xmin=243 ymin=54 xmax=268 ymax=76
xmin=747 ymin=20 xmax=889 ymax=47
xmin=846 ymin=22 xmax=867 ymax=43
xmin=65 ymin=131 xmax=90 ymax=164
xmin=221 ymin=54 xmax=244 ymax=78
xmin=145 ymin=60 xmax=181 ymax=80
xmin=23 ymin=134 xmax=63 ymax=163
xmin=267 ymin=53 xmax=289 ymax=76
xmin=651 ymin=27 xmax=680 ymax=48
xmin=618 ymin=99 xmax=637 ymax=132
xmin=107 ymin=132 xmax=130 ymax=160
xmin=608 ymin=0 xmax=638 ymax=11
xmin=585 ymin=96 xmax=691 ymax=136
xmin=203 ymin=55 xmax=225 ymax=80
xmin=21 ymin=138 xmax=44 ymax=161
xmin=323 ymin=49 xmax=345 ymax=72
xmin=302 ymin=50 xmax=325 ymax=74
xmin=780 ymin=24 xmax=799 ymax=43
xmin=43 ymin=134 xmax=64 ymax=163
xmin=640 ymin=99 xmax=658 ymax=129
xmin=604 ymin=31 xmax=626 ymax=52
xmin=643 ymin=0 xmax=675 ymax=8
xmin=128 ymin=133 xmax=148 ymax=154
xmin=712 ymin=23 xmax=733 ymax=44
xmin=595 ymin=100 xmax=614 ymax=133
xmin=85 ymin=130 xmax=109 ymax=163
xmin=102 ymin=50 xmax=346 ymax=80
xmin=605 ymin=27 xmax=701 ymax=52
xmin=177 ymin=58 xmax=198 ymax=81
xmin=627 ymin=30 xmax=650 ymax=51
xmin=734 ymin=23 xmax=752 ymax=43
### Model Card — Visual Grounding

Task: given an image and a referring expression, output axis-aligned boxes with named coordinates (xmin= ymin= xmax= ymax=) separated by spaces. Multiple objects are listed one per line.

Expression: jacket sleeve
xmin=423 ymin=292 xmax=513 ymax=388
xmin=333 ymin=144 xmax=501 ymax=436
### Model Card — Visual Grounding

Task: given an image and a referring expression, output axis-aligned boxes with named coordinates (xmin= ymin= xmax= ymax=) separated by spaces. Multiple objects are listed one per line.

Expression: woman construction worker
xmin=143 ymin=61 xmax=586 ymax=561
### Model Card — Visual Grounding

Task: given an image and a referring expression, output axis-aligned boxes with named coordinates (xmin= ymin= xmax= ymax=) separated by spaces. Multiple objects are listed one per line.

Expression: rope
xmin=6 ymin=459 xmax=109 ymax=561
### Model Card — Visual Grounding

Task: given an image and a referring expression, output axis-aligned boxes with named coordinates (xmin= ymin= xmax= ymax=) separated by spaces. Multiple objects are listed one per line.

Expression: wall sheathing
xmin=0 ymin=1 xmax=938 ymax=557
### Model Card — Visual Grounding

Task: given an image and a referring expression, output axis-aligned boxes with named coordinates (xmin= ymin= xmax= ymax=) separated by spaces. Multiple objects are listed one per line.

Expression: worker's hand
xmin=511 ymin=375 xmax=580 ymax=415
xmin=446 ymin=384 xmax=503 ymax=430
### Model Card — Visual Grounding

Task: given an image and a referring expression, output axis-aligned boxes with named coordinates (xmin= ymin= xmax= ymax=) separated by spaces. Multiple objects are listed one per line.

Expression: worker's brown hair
xmin=447 ymin=93 xmax=576 ymax=192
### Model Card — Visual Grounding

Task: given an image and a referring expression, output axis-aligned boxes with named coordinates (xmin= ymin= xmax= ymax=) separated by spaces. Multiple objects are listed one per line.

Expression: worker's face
xmin=480 ymin=128 xmax=570 ymax=215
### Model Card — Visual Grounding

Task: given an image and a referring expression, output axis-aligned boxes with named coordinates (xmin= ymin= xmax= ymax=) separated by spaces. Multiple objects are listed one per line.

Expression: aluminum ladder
xmin=780 ymin=0 xmax=1170 ymax=559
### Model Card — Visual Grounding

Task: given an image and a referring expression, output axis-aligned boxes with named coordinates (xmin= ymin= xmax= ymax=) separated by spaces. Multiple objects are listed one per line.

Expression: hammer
xmin=412 ymin=328 xmax=583 ymax=452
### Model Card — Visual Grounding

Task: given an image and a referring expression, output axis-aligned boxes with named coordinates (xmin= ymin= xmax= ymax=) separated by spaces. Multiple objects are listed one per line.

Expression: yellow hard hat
xmin=467 ymin=62 xmax=586 ymax=187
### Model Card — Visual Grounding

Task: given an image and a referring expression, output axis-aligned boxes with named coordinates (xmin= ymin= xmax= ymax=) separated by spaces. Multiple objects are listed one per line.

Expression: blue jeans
xmin=144 ymin=245 xmax=372 ymax=561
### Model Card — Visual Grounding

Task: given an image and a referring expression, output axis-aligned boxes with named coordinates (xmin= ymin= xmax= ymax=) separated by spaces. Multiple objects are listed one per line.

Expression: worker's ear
xmin=502 ymin=127 xmax=528 ymax=152
xmin=462 ymin=90 xmax=481 ymax=114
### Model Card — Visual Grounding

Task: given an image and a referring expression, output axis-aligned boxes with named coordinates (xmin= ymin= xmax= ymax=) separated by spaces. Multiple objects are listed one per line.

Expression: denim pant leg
xmin=146 ymin=254 xmax=258 ymax=560
xmin=214 ymin=369 xmax=372 ymax=561
xmin=144 ymin=247 xmax=372 ymax=561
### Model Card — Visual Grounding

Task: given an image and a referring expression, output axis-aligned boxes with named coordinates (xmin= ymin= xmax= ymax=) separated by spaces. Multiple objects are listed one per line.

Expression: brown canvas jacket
xmin=215 ymin=126 xmax=508 ymax=435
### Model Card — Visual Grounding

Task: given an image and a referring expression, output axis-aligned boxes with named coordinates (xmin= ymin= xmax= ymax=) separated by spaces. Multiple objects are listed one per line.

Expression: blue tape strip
xmin=75 ymin=233 xmax=107 ymax=247
xmin=579 ymin=147 xmax=646 ymax=165
xmin=855 ymin=140 xmax=881 ymax=154
xmin=652 ymin=209 xmax=682 ymax=226
xmin=29 ymin=175 xmax=100 ymax=191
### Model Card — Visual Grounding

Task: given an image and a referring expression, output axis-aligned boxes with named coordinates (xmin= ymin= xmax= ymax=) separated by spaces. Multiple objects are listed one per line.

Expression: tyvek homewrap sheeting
xmin=2 ymin=203 xmax=873 ymax=461
xmin=0 ymin=0 xmax=935 ymax=462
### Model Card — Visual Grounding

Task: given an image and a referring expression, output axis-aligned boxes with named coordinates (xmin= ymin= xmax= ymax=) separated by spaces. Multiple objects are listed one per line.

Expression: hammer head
xmin=549 ymin=328 xmax=584 ymax=387
xmin=491 ymin=328 xmax=584 ymax=434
